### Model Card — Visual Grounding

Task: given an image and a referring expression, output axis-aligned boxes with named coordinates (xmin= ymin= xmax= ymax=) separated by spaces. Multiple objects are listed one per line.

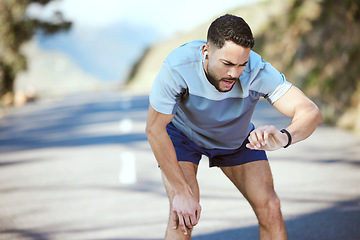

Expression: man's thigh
xmin=220 ymin=160 xmax=275 ymax=204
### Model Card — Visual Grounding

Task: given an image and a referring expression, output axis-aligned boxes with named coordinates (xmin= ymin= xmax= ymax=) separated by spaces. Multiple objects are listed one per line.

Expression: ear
xmin=202 ymin=44 xmax=210 ymax=60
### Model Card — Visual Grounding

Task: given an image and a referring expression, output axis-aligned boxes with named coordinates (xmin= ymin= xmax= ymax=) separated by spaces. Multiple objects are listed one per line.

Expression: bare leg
xmin=221 ymin=160 xmax=287 ymax=240
xmin=162 ymin=161 xmax=200 ymax=240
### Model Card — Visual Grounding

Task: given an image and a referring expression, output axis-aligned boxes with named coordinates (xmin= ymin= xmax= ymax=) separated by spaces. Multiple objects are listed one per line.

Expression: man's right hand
xmin=171 ymin=193 xmax=202 ymax=236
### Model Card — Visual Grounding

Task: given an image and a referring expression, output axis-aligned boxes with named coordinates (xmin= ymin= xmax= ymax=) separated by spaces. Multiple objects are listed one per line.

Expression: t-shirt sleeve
xmin=255 ymin=60 xmax=292 ymax=104
xmin=149 ymin=61 xmax=186 ymax=115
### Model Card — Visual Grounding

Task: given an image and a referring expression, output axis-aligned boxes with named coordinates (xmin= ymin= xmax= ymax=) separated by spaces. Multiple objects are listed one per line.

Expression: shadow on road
xmin=0 ymin=93 xmax=149 ymax=153
xmin=3 ymin=197 xmax=357 ymax=240
xmin=192 ymin=198 xmax=360 ymax=240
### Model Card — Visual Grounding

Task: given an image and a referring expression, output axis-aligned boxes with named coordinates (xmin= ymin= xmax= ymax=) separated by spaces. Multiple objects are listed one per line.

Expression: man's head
xmin=202 ymin=14 xmax=254 ymax=92
xmin=207 ymin=14 xmax=255 ymax=49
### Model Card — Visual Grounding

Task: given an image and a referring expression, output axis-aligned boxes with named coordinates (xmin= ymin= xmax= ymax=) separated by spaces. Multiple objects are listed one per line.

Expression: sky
xmin=26 ymin=0 xmax=260 ymax=82
xmin=28 ymin=0 xmax=259 ymax=37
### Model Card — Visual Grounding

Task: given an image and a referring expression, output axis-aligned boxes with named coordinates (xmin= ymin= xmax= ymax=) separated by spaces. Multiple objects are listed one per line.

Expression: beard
xmin=205 ymin=65 xmax=238 ymax=92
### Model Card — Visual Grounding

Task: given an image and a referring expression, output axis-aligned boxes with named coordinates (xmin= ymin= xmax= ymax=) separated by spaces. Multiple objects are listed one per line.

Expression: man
xmin=146 ymin=14 xmax=322 ymax=239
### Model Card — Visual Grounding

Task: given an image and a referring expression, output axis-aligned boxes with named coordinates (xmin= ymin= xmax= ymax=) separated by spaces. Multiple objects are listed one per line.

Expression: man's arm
xmin=246 ymin=86 xmax=323 ymax=150
xmin=145 ymin=104 xmax=201 ymax=234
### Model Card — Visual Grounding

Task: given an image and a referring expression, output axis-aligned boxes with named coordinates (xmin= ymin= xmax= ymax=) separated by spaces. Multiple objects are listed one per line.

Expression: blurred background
xmin=1 ymin=0 xmax=257 ymax=101
xmin=0 ymin=0 xmax=359 ymax=239
xmin=0 ymin=0 xmax=359 ymax=132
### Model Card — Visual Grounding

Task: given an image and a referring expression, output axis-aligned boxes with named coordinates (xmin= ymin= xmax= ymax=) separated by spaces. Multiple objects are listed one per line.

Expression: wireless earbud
xmin=203 ymin=51 xmax=208 ymax=62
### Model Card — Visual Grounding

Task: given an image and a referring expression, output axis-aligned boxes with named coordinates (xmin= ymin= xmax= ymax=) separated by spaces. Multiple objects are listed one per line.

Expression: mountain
xmin=126 ymin=0 xmax=360 ymax=134
xmin=12 ymin=21 xmax=163 ymax=102
xmin=15 ymin=39 xmax=106 ymax=100
xmin=36 ymin=21 xmax=162 ymax=82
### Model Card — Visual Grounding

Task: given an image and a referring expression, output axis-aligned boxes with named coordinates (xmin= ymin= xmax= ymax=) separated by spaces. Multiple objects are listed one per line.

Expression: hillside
xmin=14 ymin=40 xmax=118 ymax=102
xmin=126 ymin=0 xmax=360 ymax=134
xmin=253 ymin=0 xmax=360 ymax=133
xmin=126 ymin=0 xmax=291 ymax=90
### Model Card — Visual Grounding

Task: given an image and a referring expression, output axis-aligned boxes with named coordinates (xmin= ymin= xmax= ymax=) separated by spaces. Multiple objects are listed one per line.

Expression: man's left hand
xmin=246 ymin=125 xmax=288 ymax=151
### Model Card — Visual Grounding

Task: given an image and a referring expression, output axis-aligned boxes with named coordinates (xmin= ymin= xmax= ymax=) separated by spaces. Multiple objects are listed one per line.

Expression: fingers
xmin=171 ymin=210 xmax=178 ymax=230
xmin=178 ymin=213 xmax=189 ymax=235
xmin=171 ymin=193 xmax=202 ymax=235
xmin=172 ymin=206 xmax=202 ymax=236
xmin=173 ymin=212 xmax=191 ymax=236
xmin=189 ymin=205 xmax=201 ymax=228
xmin=246 ymin=125 xmax=277 ymax=150
xmin=172 ymin=209 xmax=189 ymax=236
xmin=246 ymin=127 xmax=264 ymax=149
xmin=196 ymin=205 xmax=202 ymax=223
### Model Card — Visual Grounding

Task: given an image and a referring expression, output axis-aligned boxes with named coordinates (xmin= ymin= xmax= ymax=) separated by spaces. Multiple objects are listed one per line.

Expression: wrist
xmin=173 ymin=183 xmax=193 ymax=196
xmin=280 ymin=129 xmax=292 ymax=148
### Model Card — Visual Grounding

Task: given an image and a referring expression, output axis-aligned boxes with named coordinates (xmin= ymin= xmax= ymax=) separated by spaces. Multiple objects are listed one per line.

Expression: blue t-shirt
xmin=149 ymin=40 xmax=292 ymax=150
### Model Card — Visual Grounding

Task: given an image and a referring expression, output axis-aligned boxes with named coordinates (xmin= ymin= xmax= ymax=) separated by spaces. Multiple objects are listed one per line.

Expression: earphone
xmin=203 ymin=51 xmax=208 ymax=62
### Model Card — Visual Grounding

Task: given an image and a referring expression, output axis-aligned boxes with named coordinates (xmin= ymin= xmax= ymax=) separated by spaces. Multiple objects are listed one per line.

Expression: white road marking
xmin=119 ymin=151 xmax=136 ymax=184
xmin=118 ymin=119 xmax=133 ymax=133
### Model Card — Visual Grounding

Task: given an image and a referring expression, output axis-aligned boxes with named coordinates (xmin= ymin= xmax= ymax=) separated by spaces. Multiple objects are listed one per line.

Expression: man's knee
xmin=267 ymin=195 xmax=282 ymax=214
xmin=253 ymin=193 xmax=282 ymax=219
xmin=165 ymin=210 xmax=196 ymax=239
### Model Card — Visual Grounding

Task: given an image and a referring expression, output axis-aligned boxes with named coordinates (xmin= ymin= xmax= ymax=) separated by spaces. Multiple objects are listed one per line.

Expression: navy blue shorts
xmin=166 ymin=122 xmax=268 ymax=168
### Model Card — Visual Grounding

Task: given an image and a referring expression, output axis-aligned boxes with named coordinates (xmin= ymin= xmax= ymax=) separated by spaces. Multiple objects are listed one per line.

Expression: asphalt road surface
xmin=0 ymin=91 xmax=359 ymax=240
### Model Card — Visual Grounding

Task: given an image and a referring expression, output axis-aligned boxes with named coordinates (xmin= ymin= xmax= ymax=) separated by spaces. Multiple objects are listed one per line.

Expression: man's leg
xmin=162 ymin=161 xmax=200 ymax=240
xmin=221 ymin=160 xmax=287 ymax=240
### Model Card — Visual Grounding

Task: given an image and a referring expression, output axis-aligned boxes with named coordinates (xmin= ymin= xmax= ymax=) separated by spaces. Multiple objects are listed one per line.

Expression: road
xmin=0 ymin=91 xmax=359 ymax=240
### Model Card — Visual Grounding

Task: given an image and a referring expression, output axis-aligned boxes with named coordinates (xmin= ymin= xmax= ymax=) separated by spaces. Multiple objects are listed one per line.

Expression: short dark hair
xmin=207 ymin=14 xmax=255 ymax=49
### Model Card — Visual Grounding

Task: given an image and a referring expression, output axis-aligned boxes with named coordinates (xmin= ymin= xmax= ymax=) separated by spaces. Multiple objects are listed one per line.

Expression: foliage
xmin=0 ymin=0 xmax=71 ymax=104
xmin=254 ymin=0 xmax=360 ymax=129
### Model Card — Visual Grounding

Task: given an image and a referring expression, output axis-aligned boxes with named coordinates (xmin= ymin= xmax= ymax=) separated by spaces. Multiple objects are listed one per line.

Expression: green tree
xmin=0 ymin=0 xmax=71 ymax=105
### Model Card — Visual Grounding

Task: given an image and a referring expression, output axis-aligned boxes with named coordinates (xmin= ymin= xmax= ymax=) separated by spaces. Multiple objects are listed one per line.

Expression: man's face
xmin=203 ymin=41 xmax=250 ymax=92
